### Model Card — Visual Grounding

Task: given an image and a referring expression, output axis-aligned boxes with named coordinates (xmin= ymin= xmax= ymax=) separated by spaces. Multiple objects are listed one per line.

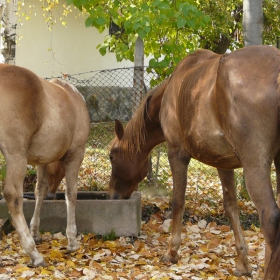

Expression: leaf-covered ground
xmin=0 ymin=192 xmax=265 ymax=280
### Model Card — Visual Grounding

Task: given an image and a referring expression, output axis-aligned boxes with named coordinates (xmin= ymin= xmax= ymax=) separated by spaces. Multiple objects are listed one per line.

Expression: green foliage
xmin=263 ymin=0 xmax=280 ymax=45
xmin=102 ymin=229 xmax=117 ymax=241
xmin=66 ymin=0 xmax=211 ymax=83
xmin=66 ymin=0 xmax=280 ymax=85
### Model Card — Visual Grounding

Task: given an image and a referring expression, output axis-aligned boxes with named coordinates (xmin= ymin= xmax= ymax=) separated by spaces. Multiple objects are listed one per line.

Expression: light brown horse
xmin=109 ymin=45 xmax=280 ymax=279
xmin=0 ymin=64 xmax=90 ymax=266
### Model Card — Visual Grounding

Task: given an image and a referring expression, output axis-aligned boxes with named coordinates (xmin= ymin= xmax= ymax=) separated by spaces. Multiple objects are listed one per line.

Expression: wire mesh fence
xmin=0 ymin=67 xmax=277 ymax=205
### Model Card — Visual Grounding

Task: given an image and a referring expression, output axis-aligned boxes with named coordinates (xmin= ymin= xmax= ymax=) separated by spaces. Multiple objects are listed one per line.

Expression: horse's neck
xmin=142 ymin=80 xmax=167 ymax=153
xmin=145 ymin=125 xmax=165 ymax=154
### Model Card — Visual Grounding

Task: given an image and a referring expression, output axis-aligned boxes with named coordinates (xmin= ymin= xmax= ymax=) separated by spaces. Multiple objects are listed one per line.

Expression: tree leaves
xmin=67 ymin=0 xmax=211 ymax=83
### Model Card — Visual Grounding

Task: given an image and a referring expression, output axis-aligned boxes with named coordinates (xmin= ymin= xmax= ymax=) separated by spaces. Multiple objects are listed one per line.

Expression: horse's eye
xmin=109 ymin=155 xmax=113 ymax=161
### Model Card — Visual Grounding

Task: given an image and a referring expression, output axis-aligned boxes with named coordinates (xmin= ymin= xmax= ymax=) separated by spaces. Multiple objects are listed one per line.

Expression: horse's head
xmin=108 ymin=119 xmax=149 ymax=199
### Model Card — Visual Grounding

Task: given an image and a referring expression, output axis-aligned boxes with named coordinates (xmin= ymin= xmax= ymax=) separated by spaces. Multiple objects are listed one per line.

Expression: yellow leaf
xmin=49 ymin=249 xmax=63 ymax=260
xmin=135 ymin=260 xmax=148 ymax=265
xmin=251 ymin=224 xmax=260 ymax=232
xmin=208 ymin=264 xmax=219 ymax=271
xmin=40 ymin=268 xmax=52 ymax=275
xmin=66 ymin=260 xmax=76 ymax=268
xmin=199 ymin=245 xmax=209 ymax=252
xmin=75 ymin=254 xmax=84 ymax=259
xmin=15 ymin=266 xmax=29 ymax=273
xmin=48 ymin=266 xmax=56 ymax=272
xmin=51 ymin=240 xmax=60 ymax=247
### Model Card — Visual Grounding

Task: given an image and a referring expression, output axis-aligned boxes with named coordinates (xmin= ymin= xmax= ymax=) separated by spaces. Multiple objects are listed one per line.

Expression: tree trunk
xmin=133 ymin=36 xmax=154 ymax=182
xmin=0 ymin=0 xmax=17 ymax=64
xmin=133 ymin=36 xmax=145 ymax=112
xmin=242 ymin=0 xmax=263 ymax=46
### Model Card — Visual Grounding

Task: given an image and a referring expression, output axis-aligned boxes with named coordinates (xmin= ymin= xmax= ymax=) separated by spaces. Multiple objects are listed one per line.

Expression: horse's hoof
xmin=30 ymin=257 xmax=46 ymax=267
xmin=160 ymin=250 xmax=180 ymax=264
xmin=67 ymin=242 xmax=79 ymax=252
xmin=31 ymin=231 xmax=42 ymax=244
xmin=233 ymin=266 xmax=253 ymax=277
xmin=33 ymin=236 xmax=42 ymax=244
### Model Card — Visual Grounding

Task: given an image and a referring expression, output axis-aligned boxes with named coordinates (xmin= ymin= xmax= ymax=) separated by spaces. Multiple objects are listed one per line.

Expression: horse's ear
xmin=114 ymin=119 xmax=124 ymax=140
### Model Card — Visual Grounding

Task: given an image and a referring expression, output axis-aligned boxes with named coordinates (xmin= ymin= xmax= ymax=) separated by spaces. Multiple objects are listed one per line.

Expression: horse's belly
xmin=186 ymin=130 xmax=241 ymax=169
xmin=27 ymin=127 xmax=73 ymax=165
xmin=192 ymin=151 xmax=241 ymax=169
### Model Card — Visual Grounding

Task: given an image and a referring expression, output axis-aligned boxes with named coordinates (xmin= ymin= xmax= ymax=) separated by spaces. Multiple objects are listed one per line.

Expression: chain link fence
xmin=0 ymin=67 xmax=277 ymax=205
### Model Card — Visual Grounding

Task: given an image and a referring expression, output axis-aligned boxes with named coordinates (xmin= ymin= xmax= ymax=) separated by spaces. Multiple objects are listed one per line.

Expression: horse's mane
xmin=111 ymin=80 xmax=168 ymax=155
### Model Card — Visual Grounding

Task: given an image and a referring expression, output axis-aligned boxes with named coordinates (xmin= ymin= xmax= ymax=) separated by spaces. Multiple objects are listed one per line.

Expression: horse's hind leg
xmin=3 ymin=155 xmax=45 ymax=266
xmin=64 ymin=151 xmax=84 ymax=252
xmin=242 ymin=162 xmax=280 ymax=274
xmin=217 ymin=169 xmax=252 ymax=276
xmin=30 ymin=165 xmax=49 ymax=243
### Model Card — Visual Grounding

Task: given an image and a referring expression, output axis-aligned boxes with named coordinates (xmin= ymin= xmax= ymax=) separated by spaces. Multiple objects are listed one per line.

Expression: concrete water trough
xmin=0 ymin=191 xmax=141 ymax=237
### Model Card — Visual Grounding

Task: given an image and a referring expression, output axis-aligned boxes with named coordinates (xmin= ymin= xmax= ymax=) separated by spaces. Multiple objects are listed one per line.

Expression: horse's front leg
xmin=162 ymin=146 xmax=190 ymax=263
xmin=4 ymin=156 xmax=45 ymax=266
xmin=217 ymin=168 xmax=252 ymax=276
xmin=30 ymin=165 xmax=49 ymax=243
xmin=64 ymin=153 xmax=83 ymax=252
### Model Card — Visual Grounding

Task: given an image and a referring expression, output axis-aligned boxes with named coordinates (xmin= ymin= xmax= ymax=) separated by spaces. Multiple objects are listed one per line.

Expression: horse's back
xmin=0 ymin=64 xmax=90 ymax=165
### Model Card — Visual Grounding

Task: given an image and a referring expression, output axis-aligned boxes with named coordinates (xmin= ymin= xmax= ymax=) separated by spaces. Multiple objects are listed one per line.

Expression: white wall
xmin=15 ymin=2 xmax=134 ymax=78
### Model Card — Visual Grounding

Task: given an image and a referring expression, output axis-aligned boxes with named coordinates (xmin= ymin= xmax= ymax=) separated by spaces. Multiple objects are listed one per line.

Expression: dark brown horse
xmin=108 ymin=45 xmax=280 ymax=279
xmin=44 ymin=161 xmax=66 ymax=199
xmin=0 ymin=64 xmax=90 ymax=266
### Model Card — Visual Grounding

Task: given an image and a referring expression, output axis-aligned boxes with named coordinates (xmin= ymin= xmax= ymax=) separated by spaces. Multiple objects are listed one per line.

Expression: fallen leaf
xmin=53 ymin=232 xmax=66 ymax=240
xmin=198 ymin=219 xmax=207 ymax=229
xmin=49 ymin=249 xmax=63 ymax=260
xmin=83 ymin=267 xmax=96 ymax=279
xmin=220 ymin=225 xmax=231 ymax=232
xmin=160 ymin=219 xmax=172 ymax=232
xmin=188 ymin=225 xmax=200 ymax=233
